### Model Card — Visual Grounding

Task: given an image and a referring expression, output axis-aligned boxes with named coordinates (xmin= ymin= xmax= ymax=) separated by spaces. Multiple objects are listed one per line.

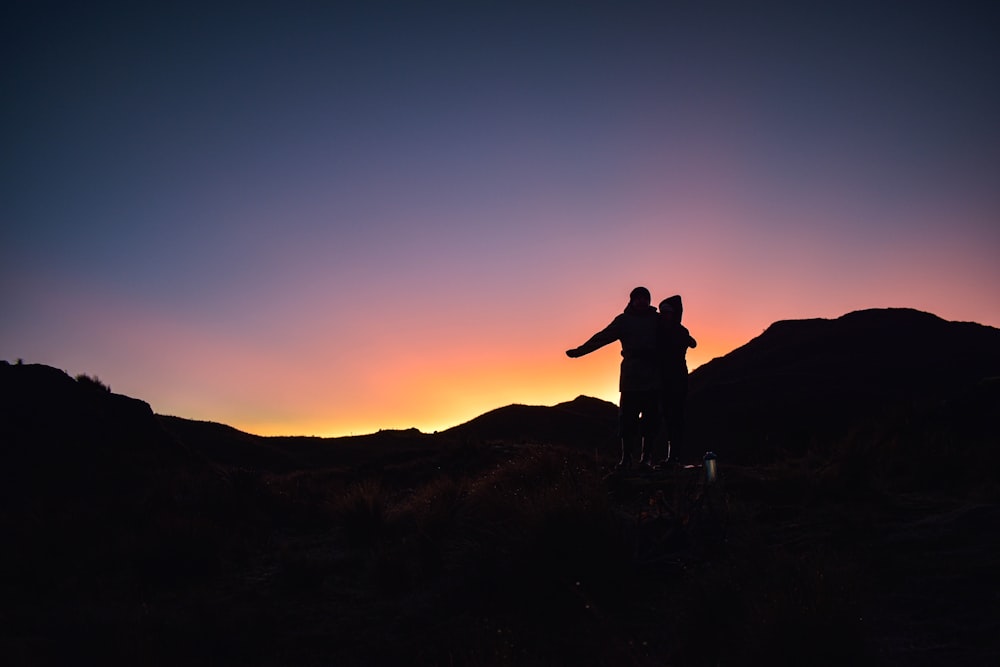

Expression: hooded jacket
xmin=657 ymin=295 xmax=697 ymax=382
xmin=658 ymin=318 xmax=696 ymax=378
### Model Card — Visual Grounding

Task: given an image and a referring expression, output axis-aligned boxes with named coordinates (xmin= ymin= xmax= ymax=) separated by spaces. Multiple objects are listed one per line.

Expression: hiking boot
xmin=615 ymin=455 xmax=633 ymax=471
xmin=618 ymin=436 xmax=640 ymax=471
xmin=654 ymin=458 xmax=680 ymax=471
xmin=638 ymin=438 xmax=655 ymax=468
xmin=637 ymin=446 xmax=652 ymax=467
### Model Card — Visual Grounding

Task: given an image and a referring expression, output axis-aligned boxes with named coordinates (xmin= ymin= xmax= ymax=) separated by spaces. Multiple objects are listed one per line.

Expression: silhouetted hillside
xmin=156 ymin=396 xmax=618 ymax=474
xmin=6 ymin=308 xmax=996 ymax=474
xmin=0 ymin=362 xmax=239 ymax=622
xmin=158 ymin=416 xmax=454 ymax=474
xmin=443 ymin=395 xmax=617 ymax=450
xmin=686 ymin=308 xmax=1000 ymax=462
xmin=158 ymin=415 xmax=304 ymax=472
xmin=0 ymin=362 xmax=202 ymax=495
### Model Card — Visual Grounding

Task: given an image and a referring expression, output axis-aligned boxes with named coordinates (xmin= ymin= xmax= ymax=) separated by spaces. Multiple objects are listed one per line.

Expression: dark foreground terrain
xmin=3 ymin=309 xmax=999 ymax=665
xmin=2 ymin=375 xmax=997 ymax=666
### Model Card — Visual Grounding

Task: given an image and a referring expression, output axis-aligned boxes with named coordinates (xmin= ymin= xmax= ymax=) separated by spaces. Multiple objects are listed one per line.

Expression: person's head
xmin=629 ymin=286 xmax=651 ymax=308
xmin=659 ymin=295 xmax=683 ymax=320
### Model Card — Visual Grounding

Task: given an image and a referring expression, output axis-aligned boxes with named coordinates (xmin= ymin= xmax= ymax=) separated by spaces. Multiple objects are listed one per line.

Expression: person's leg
xmin=667 ymin=380 xmax=688 ymax=463
xmin=656 ymin=389 xmax=674 ymax=465
xmin=638 ymin=390 xmax=661 ymax=466
xmin=661 ymin=377 xmax=688 ymax=464
xmin=618 ymin=392 xmax=641 ymax=469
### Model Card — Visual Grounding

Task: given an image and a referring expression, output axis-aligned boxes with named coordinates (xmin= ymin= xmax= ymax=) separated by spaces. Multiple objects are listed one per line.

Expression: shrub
xmin=333 ymin=478 xmax=396 ymax=546
xmin=76 ymin=373 xmax=111 ymax=392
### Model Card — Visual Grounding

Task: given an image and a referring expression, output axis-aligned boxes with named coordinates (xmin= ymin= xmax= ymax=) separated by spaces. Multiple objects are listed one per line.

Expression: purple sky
xmin=3 ymin=1 xmax=998 ymax=435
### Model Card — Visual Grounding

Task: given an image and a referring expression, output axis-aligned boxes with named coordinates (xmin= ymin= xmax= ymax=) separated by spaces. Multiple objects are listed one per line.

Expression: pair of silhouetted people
xmin=566 ymin=286 xmax=696 ymax=470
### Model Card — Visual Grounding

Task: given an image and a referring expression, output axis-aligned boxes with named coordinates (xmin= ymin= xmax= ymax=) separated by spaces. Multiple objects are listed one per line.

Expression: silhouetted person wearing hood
xmin=566 ymin=286 xmax=661 ymax=469
xmin=656 ymin=295 xmax=697 ymax=466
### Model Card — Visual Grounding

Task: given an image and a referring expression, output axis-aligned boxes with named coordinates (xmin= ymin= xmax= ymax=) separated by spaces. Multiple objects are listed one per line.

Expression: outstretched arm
xmin=566 ymin=321 xmax=620 ymax=358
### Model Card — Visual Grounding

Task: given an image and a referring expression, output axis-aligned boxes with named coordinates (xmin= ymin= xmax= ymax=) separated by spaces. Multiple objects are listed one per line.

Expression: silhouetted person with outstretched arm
xmin=566 ymin=286 xmax=661 ymax=470
xmin=656 ymin=294 xmax=697 ymax=467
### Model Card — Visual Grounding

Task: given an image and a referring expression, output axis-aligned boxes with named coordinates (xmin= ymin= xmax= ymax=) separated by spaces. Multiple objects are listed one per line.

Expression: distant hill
xmin=685 ymin=308 xmax=1000 ymax=460
xmin=442 ymin=395 xmax=618 ymax=450
xmin=157 ymin=414 xmax=444 ymax=472
xmin=157 ymin=415 xmax=304 ymax=472
xmin=4 ymin=308 xmax=996 ymax=473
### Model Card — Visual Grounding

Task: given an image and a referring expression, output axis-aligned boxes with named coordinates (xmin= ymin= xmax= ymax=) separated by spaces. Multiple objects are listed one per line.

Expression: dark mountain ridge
xmin=685 ymin=307 xmax=1000 ymax=461
xmin=692 ymin=308 xmax=997 ymax=396
xmin=3 ymin=307 xmax=996 ymax=474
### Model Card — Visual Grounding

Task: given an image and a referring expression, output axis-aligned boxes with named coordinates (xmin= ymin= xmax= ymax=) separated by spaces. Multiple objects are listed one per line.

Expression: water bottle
xmin=703 ymin=451 xmax=718 ymax=484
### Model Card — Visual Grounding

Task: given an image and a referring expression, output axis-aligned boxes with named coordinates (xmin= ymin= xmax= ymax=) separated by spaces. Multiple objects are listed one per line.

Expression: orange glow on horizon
xmin=231 ymin=326 xmax=746 ymax=437
xmin=10 ymin=253 xmax=999 ymax=439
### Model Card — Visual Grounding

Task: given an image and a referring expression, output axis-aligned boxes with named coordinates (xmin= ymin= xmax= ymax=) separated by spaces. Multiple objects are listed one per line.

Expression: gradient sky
xmin=3 ymin=1 xmax=998 ymax=436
